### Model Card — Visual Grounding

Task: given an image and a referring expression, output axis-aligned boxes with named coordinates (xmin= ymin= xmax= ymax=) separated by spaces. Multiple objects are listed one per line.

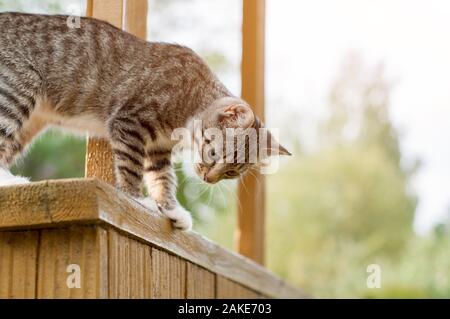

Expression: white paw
xmin=134 ymin=197 xmax=159 ymax=212
xmin=162 ymin=205 xmax=193 ymax=231
xmin=0 ymin=168 xmax=30 ymax=187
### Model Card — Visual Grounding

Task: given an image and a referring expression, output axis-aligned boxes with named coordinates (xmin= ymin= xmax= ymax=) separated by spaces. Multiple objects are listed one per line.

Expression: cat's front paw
xmin=0 ymin=168 xmax=30 ymax=187
xmin=133 ymin=197 xmax=192 ymax=230
xmin=161 ymin=205 xmax=193 ymax=231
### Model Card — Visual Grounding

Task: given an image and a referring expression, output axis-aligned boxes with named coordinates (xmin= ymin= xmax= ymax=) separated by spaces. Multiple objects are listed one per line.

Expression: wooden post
xmin=236 ymin=0 xmax=266 ymax=264
xmin=124 ymin=0 xmax=148 ymax=40
xmin=85 ymin=0 xmax=148 ymax=185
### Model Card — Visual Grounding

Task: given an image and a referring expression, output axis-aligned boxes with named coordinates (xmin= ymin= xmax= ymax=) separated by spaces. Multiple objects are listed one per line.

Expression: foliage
xmin=11 ymin=131 xmax=86 ymax=181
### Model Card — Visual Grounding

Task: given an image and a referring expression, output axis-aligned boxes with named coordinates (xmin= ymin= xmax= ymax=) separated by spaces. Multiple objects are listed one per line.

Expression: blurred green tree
xmin=263 ymin=56 xmax=450 ymax=298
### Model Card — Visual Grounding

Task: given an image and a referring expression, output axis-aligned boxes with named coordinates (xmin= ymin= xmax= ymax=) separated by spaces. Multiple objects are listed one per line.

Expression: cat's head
xmin=193 ymin=97 xmax=291 ymax=184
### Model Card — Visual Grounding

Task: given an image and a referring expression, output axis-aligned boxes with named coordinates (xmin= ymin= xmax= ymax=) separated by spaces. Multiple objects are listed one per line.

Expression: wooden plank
xmin=237 ymin=0 xmax=267 ymax=265
xmin=217 ymin=276 xmax=260 ymax=299
xmin=186 ymin=263 xmax=215 ymax=299
xmin=0 ymin=181 xmax=51 ymax=227
xmin=0 ymin=231 xmax=39 ymax=298
xmin=151 ymin=248 xmax=185 ymax=298
xmin=108 ymin=229 xmax=129 ymax=298
xmin=37 ymin=226 xmax=108 ymax=298
xmin=0 ymin=179 xmax=307 ymax=298
xmin=108 ymin=229 xmax=152 ymax=298
xmin=0 ymin=180 xmax=99 ymax=230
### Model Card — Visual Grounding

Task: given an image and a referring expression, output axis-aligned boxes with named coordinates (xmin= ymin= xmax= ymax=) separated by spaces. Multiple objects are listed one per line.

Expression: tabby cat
xmin=0 ymin=13 xmax=290 ymax=230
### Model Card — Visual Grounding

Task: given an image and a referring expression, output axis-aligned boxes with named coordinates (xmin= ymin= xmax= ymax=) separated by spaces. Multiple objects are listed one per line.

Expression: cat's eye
xmin=204 ymin=139 xmax=211 ymax=144
xmin=224 ymin=170 xmax=240 ymax=178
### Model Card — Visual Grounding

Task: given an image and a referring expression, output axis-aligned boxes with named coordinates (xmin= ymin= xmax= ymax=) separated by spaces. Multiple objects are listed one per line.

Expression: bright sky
xmin=266 ymin=0 xmax=450 ymax=233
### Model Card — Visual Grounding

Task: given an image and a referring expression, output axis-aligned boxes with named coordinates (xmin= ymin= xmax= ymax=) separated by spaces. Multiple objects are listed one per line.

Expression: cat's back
xmin=0 ymin=12 xmax=151 ymax=112
xmin=0 ymin=12 xmax=73 ymax=49
xmin=0 ymin=11 xmax=67 ymax=27
xmin=0 ymin=12 xmax=151 ymax=74
xmin=0 ymin=12 xmax=124 ymax=37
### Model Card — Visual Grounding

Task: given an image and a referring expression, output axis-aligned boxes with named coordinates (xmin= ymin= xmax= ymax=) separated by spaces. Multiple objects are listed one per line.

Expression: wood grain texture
xmin=151 ymin=248 xmax=186 ymax=298
xmin=108 ymin=229 xmax=152 ymax=298
xmin=0 ymin=231 xmax=39 ymax=298
xmin=0 ymin=179 xmax=307 ymax=298
xmin=36 ymin=226 xmax=108 ymax=298
xmin=0 ymin=180 xmax=99 ymax=230
xmin=85 ymin=138 xmax=116 ymax=185
xmin=237 ymin=0 xmax=267 ymax=265
xmin=216 ymin=276 xmax=260 ymax=299
xmin=86 ymin=0 xmax=124 ymax=28
xmin=186 ymin=263 xmax=215 ymax=299
xmin=0 ymin=181 xmax=50 ymax=228
xmin=124 ymin=0 xmax=148 ymax=40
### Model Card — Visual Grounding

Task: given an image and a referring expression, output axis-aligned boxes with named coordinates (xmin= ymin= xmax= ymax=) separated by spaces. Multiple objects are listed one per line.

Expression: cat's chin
xmin=134 ymin=197 xmax=193 ymax=231
xmin=0 ymin=168 xmax=30 ymax=187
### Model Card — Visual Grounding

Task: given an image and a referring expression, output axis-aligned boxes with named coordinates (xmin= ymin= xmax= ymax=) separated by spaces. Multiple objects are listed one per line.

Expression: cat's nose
xmin=203 ymin=174 xmax=217 ymax=184
xmin=203 ymin=174 xmax=218 ymax=184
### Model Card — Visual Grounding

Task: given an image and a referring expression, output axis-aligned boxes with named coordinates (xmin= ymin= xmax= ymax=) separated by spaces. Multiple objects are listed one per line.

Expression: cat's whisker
xmin=246 ymin=169 xmax=258 ymax=179
xmin=216 ymin=183 xmax=227 ymax=207
xmin=239 ymin=174 xmax=251 ymax=196
xmin=220 ymin=181 xmax=243 ymax=213
xmin=178 ymin=176 xmax=192 ymax=188
xmin=248 ymin=165 xmax=261 ymax=174
xmin=206 ymin=186 xmax=215 ymax=208
xmin=177 ymin=170 xmax=193 ymax=187
xmin=197 ymin=183 xmax=211 ymax=200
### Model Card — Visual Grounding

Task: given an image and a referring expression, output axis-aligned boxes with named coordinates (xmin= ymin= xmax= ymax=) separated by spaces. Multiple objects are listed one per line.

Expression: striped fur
xmin=0 ymin=13 xmax=289 ymax=230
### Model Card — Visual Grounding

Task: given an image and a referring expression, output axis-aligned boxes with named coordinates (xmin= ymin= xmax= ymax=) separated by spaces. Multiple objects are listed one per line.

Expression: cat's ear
xmin=261 ymin=131 xmax=292 ymax=156
xmin=217 ymin=104 xmax=255 ymax=128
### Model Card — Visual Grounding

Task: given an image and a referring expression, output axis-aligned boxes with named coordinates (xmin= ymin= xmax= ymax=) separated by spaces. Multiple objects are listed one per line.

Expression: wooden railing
xmin=0 ymin=179 xmax=306 ymax=298
xmin=0 ymin=0 xmax=306 ymax=299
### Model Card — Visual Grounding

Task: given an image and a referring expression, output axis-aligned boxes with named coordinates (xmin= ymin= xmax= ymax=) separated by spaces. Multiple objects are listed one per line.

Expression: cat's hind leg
xmin=0 ymin=112 xmax=47 ymax=186
xmin=0 ymin=133 xmax=30 ymax=186
xmin=0 ymin=58 xmax=43 ymax=186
